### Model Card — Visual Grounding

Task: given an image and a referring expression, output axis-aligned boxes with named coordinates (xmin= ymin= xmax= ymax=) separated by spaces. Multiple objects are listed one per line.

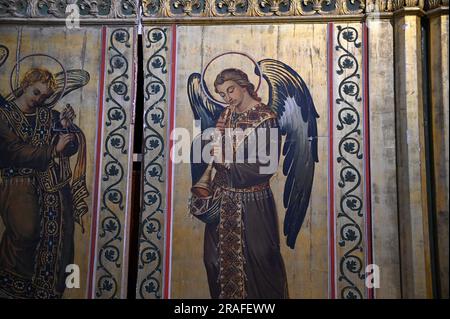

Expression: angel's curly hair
xmin=19 ymin=68 xmax=57 ymax=94
xmin=214 ymin=68 xmax=261 ymax=102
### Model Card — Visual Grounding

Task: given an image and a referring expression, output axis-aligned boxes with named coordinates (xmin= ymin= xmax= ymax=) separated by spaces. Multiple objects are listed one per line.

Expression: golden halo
xmin=10 ymin=53 xmax=67 ymax=108
xmin=201 ymin=51 xmax=262 ymax=106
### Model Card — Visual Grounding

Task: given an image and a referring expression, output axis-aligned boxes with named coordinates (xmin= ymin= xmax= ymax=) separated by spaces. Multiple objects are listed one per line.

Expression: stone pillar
xmin=365 ymin=2 xmax=402 ymax=299
xmin=426 ymin=0 xmax=449 ymax=299
xmin=393 ymin=0 xmax=434 ymax=298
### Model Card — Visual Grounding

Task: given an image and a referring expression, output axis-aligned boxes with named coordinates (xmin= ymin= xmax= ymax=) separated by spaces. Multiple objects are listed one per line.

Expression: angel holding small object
xmin=188 ymin=53 xmax=319 ymax=299
xmin=0 ymin=59 xmax=90 ymax=298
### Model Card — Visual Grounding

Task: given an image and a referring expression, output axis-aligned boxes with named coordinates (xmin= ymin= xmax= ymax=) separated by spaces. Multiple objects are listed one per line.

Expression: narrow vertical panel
xmin=88 ymin=25 xmax=108 ymax=299
xmin=367 ymin=19 xmax=401 ymax=299
xmin=136 ymin=25 xmax=171 ymax=299
xmin=429 ymin=13 xmax=449 ymax=299
xmin=332 ymin=23 xmax=370 ymax=299
xmin=164 ymin=24 xmax=178 ymax=299
xmin=276 ymin=23 xmax=329 ymax=299
xmin=94 ymin=26 xmax=136 ymax=299
xmin=327 ymin=22 xmax=336 ymax=300
xmin=362 ymin=22 xmax=373 ymax=299
xmin=394 ymin=14 xmax=433 ymax=298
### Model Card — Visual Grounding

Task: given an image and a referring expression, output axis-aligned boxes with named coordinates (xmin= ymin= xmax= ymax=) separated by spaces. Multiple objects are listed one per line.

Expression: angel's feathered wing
xmin=52 ymin=69 xmax=90 ymax=100
xmin=187 ymin=73 xmax=224 ymax=185
xmin=257 ymin=59 xmax=319 ymax=249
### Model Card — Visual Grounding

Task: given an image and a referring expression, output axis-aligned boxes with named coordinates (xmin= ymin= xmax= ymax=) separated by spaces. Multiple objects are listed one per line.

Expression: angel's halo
xmin=10 ymin=53 xmax=67 ymax=109
xmin=201 ymin=51 xmax=262 ymax=106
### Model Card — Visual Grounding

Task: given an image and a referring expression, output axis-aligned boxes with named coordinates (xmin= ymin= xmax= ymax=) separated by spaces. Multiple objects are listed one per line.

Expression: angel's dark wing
xmin=187 ymin=72 xmax=224 ymax=185
xmin=257 ymin=59 xmax=319 ymax=249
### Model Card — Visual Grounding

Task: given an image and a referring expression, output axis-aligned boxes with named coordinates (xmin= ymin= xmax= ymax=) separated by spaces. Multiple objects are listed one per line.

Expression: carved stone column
xmin=393 ymin=0 xmax=434 ymax=298
xmin=426 ymin=0 xmax=449 ymax=299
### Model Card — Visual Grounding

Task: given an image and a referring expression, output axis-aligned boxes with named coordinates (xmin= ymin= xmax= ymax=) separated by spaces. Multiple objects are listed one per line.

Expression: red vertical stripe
xmin=327 ymin=23 xmax=336 ymax=300
xmin=362 ymin=23 xmax=374 ymax=299
xmin=88 ymin=26 xmax=107 ymax=299
xmin=163 ymin=25 xmax=177 ymax=299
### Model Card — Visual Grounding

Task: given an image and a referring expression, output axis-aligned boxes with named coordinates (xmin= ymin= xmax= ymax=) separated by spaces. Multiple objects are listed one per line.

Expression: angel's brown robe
xmin=202 ymin=103 xmax=289 ymax=299
xmin=0 ymin=100 xmax=80 ymax=299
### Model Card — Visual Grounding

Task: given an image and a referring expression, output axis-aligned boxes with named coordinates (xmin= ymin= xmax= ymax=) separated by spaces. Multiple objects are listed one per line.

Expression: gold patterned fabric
xmin=218 ymin=191 xmax=245 ymax=299
xmin=199 ymin=104 xmax=288 ymax=299
xmin=0 ymin=100 xmax=87 ymax=298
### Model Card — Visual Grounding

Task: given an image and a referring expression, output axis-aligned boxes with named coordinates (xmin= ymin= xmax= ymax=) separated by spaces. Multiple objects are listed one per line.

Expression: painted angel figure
xmin=0 ymin=65 xmax=90 ymax=298
xmin=188 ymin=58 xmax=319 ymax=299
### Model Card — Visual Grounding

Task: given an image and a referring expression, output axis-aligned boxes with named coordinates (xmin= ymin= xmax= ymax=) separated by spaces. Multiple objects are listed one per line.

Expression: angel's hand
xmin=61 ymin=104 xmax=76 ymax=128
xmin=56 ymin=133 xmax=75 ymax=154
xmin=216 ymin=117 xmax=226 ymax=134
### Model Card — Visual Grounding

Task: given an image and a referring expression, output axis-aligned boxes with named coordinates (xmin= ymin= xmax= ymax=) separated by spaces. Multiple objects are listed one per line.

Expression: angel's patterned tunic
xmin=0 ymin=100 xmax=85 ymax=299
xmin=203 ymin=103 xmax=289 ymax=299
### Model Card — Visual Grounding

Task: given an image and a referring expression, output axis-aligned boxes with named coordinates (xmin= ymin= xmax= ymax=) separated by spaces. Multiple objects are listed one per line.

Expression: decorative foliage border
xmin=0 ymin=0 xmax=137 ymax=18
xmin=0 ymin=0 xmax=444 ymax=20
xmin=142 ymin=0 xmax=367 ymax=17
xmin=135 ymin=26 xmax=168 ymax=299
xmin=141 ymin=0 xmax=448 ymax=18
xmin=334 ymin=25 xmax=367 ymax=299
xmin=95 ymin=27 xmax=133 ymax=299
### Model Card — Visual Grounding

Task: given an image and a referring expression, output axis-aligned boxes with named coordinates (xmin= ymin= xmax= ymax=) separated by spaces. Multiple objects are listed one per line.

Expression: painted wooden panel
xmin=367 ymin=19 xmax=401 ymax=299
xmin=330 ymin=22 xmax=372 ymax=299
xmin=2 ymin=0 xmax=445 ymax=300
xmin=137 ymin=23 xmax=365 ymax=299
xmin=93 ymin=26 xmax=137 ymax=299
xmin=135 ymin=26 xmax=171 ymax=299
xmin=0 ymin=2 xmax=137 ymax=298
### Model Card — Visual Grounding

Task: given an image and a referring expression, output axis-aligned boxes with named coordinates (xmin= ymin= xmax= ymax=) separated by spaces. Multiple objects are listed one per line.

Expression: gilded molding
xmin=139 ymin=0 xmax=448 ymax=17
xmin=255 ymin=0 xmax=293 ymax=16
xmin=0 ymin=0 xmax=137 ymax=18
xmin=364 ymin=0 xmax=449 ymax=15
xmin=425 ymin=0 xmax=448 ymax=9
xmin=392 ymin=0 xmax=424 ymax=9
xmin=210 ymin=0 xmax=250 ymax=17
xmin=0 ymin=0 xmax=29 ymax=17
xmin=172 ymin=0 xmax=202 ymax=15
xmin=365 ymin=0 xmax=394 ymax=11
xmin=141 ymin=0 xmax=367 ymax=17
xmin=0 ymin=0 xmax=445 ymax=20
xmin=335 ymin=0 xmax=366 ymax=14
